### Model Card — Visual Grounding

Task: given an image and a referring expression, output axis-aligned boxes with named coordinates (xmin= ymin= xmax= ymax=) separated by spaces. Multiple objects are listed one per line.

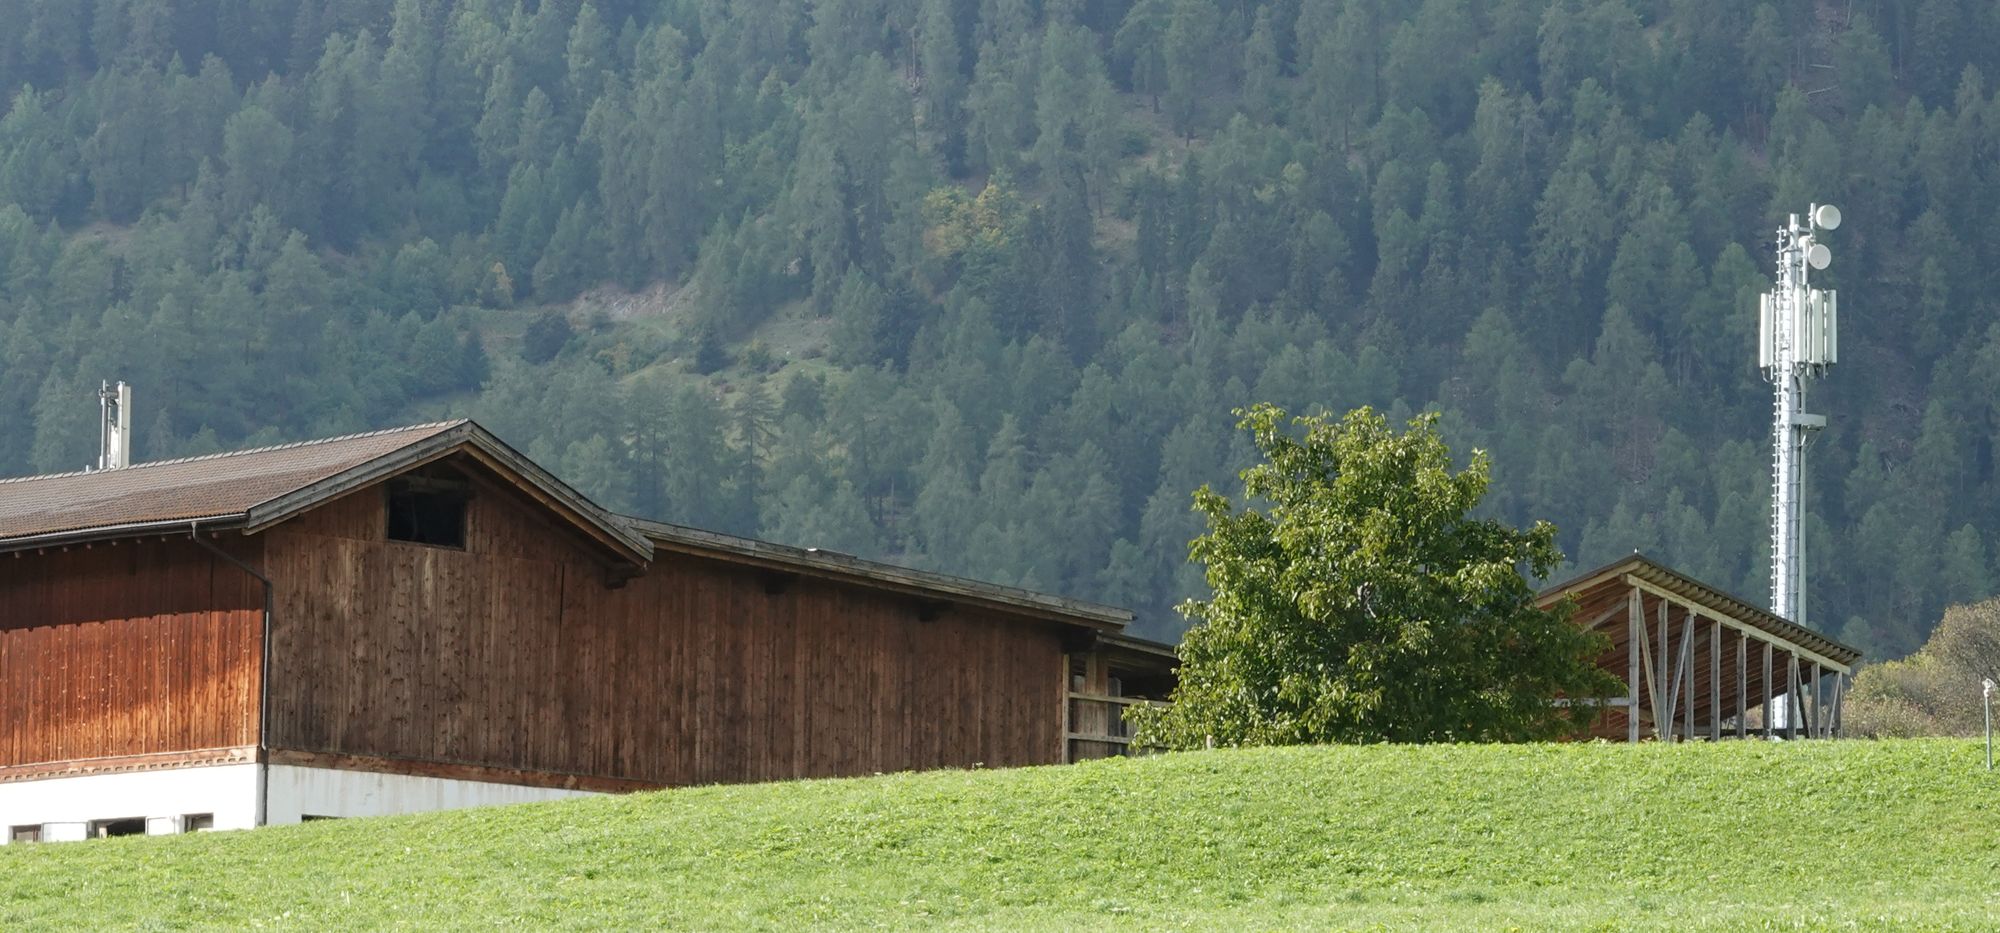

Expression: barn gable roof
xmin=0 ymin=420 xmax=654 ymax=565
xmin=0 ymin=420 xmax=1135 ymax=632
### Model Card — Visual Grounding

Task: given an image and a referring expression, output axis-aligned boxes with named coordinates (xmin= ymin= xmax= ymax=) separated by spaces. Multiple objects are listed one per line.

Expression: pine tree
xmin=1162 ymin=0 xmax=1223 ymax=139
xmin=1240 ymin=8 xmax=1280 ymax=123
xmin=917 ymin=0 xmax=966 ymax=169
xmin=566 ymin=3 xmax=615 ymax=113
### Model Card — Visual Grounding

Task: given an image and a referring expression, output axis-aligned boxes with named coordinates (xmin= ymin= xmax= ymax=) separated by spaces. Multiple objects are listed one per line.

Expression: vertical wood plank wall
xmin=0 ymin=540 xmax=263 ymax=766
xmin=263 ymin=481 xmax=1067 ymax=787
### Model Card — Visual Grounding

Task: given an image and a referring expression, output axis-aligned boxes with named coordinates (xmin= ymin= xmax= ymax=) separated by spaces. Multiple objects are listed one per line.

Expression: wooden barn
xmin=1538 ymin=554 xmax=1863 ymax=742
xmin=0 ymin=421 xmax=1175 ymax=842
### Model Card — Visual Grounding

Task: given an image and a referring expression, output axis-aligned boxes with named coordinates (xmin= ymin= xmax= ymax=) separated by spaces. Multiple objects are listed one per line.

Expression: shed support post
xmin=1810 ymin=661 xmax=1823 ymax=738
xmin=1792 ymin=652 xmax=1808 ymax=740
xmin=1681 ymin=612 xmax=1695 ymax=741
xmin=1709 ymin=617 xmax=1721 ymax=741
xmin=1831 ymin=674 xmax=1845 ymax=738
xmin=1627 ymin=588 xmax=1642 ymax=744
xmin=1658 ymin=597 xmax=1670 ymax=739
xmin=1060 ymin=652 xmax=1072 ymax=764
xmin=1636 ymin=593 xmax=1661 ymax=740
xmin=1762 ymin=642 xmax=1774 ymax=738
xmin=1736 ymin=630 xmax=1747 ymax=739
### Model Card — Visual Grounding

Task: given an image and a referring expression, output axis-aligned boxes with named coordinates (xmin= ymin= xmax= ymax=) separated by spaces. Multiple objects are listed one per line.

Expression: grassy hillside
xmin=3 ymin=741 xmax=1997 ymax=930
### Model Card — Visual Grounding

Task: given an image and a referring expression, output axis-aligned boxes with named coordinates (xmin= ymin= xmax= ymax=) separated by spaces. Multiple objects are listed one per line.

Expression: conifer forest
xmin=0 ymin=0 xmax=1993 ymax=655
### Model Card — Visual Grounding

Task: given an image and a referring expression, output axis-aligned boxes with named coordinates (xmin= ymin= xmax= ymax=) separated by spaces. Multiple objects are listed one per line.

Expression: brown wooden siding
xmin=0 ymin=539 xmax=263 ymax=767
xmin=264 ymin=476 xmax=1066 ymax=786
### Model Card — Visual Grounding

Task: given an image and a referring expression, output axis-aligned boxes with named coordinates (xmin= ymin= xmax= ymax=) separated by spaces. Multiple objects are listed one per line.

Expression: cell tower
xmin=1759 ymin=203 xmax=1841 ymax=629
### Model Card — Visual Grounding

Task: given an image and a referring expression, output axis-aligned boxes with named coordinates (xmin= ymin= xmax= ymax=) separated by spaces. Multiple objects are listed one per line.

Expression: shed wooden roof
xmin=1540 ymin=553 xmax=1861 ymax=669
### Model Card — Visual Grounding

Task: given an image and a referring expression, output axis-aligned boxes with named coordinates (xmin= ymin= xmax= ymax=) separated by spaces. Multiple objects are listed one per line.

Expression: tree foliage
xmin=1846 ymin=598 xmax=2000 ymax=738
xmin=1130 ymin=406 xmax=1622 ymax=746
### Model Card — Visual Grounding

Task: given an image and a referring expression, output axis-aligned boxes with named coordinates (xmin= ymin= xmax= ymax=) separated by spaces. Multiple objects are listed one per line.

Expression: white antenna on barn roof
xmin=98 ymin=381 xmax=132 ymax=471
xmin=1760 ymin=204 xmax=1840 ymax=635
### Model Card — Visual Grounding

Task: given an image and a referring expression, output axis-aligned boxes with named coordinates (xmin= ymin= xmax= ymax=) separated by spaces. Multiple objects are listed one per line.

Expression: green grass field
xmin=3 ymin=740 xmax=1997 ymax=930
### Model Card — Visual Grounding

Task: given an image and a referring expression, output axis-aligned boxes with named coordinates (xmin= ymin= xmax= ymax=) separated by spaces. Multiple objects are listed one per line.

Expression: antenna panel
xmin=1793 ymin=288 xmax=1838 ymax=367
xmin=1758 ymin=293 xmax=1773 ymax=370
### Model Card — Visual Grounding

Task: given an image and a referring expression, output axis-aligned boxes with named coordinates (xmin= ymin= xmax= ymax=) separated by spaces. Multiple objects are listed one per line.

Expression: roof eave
xmin=1099 ymin=631 xmax=1180 ymax=661
xmin=0 ymin=514 xmax=249 ymax=555
xmin=455 ymin=424 xmax=655 ymax=563
xmin=623 ymin=516 xmax=1131 ymax=630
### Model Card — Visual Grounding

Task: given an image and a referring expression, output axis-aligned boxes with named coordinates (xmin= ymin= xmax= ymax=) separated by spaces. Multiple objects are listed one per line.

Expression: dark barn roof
xmin=0 ymin=420 xmax=653 ymax=564
xmin=0 ymin=420 xmax=1136 ymax=632
xmin=0 ymin=422 xmax=462 ymax=542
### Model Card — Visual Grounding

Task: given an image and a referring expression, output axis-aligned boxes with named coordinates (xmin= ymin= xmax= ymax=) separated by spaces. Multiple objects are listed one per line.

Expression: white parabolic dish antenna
xmin=1814 ymin=203 xmax=1841 ymax=230
xmin=1806 ymin=242 xmax=1831 ymax=270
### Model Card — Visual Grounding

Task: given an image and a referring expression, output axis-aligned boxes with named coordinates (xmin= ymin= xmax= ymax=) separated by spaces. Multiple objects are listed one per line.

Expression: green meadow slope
xmin=3 ymin=741 xmax=1996 ymax=930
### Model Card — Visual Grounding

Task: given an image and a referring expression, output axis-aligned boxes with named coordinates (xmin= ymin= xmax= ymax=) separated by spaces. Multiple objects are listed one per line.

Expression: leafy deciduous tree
xmin=1130 ymin=405 xmax=1622 ymax=747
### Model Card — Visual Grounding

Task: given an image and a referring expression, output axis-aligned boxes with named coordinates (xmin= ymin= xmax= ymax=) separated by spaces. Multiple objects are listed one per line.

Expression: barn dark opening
xmin=91 ymin=818 xmax=146 ymax=838
xmin=387 ymin=480 xmax=467 ymax=548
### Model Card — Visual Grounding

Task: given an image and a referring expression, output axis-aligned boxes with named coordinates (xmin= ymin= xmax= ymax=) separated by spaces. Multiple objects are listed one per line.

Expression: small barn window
xmin=387 ymin=482 xmax=466 ymax=548
xmin=9 ymin=825 xmax=40 ymax=844
xmin=183 ymin=813 xmax=214 ymax=832
xmin=91 ymin=817 xmax=146 ymax=839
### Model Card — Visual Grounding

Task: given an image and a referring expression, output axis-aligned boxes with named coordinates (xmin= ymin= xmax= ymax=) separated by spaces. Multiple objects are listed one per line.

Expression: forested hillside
xmin=0 ymin=0 xmax=1994 ymax=654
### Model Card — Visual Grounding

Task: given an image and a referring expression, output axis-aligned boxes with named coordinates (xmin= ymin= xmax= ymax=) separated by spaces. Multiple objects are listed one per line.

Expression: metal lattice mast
xmin=1760 ymin=205 xmax=1840 ymax=630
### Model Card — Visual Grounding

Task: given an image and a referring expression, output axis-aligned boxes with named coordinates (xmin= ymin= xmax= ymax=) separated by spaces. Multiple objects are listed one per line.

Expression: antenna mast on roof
xmin=98 ymin=381 xmax=132 ymax=471
xmin=1760 ymin=204 xmax=1841 ymax=631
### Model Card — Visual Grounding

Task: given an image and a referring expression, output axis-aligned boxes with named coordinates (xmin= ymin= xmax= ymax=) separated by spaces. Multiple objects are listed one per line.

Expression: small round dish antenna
xmin=1813 ymin=204 xmax=1841 ymax=230
xmin=1806 ymin=242 xmax=1831 ymax=270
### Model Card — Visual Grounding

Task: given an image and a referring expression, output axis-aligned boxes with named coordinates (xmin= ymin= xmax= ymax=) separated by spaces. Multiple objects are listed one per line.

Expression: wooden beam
xmin=1660 ymin=596 xmax=1673 ymax=740
xmin=1636 ymin=592 xmax=1662 ymax=738
xmin=0 ymin=746 xmax=259 ymax=782
xmin=1628 ymin=587 xmax=1642 ymax=743
xmin=1709 ymin=616 xmax=1722 ymax=741
xmin=264 ymin=750 xmax=663 ymax=794
xmin=1816 ymin=660 xmax=1832 ymax=740
xmin=1736 ymin=629 xmax=1748 ymax=739
xmin=1681 ymin=611 xmax=1695 ymax=741
xmin=1576 ymin=601 xmax=1631 ymax=632
xmin=1665 ymin=610 xmax=1694 ymax=742
xmin=1762 ymin=641 xmax=1774 ymax=737
xmin=1831 ymin=674 xmax=1846 ymax=738
xmin=1792 ymin=652 xmax=1808 ymax=740
xmin=1066 ymin=733 xmax=1134 ymax=746
xmin=1060 ymin=652 xmax=1072 ymax=764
